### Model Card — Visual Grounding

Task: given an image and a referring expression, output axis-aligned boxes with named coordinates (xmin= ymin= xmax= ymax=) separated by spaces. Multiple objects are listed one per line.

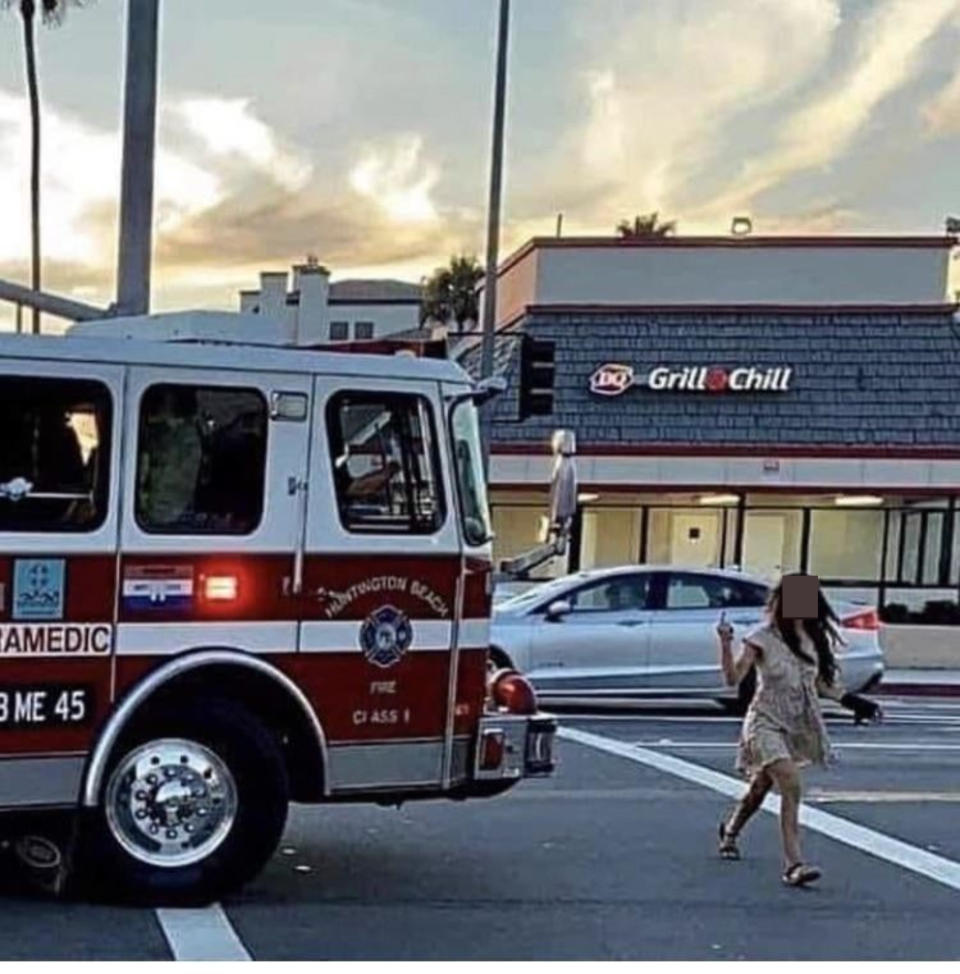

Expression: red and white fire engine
xmin=0 ymin=310 xmax=557 ymax=903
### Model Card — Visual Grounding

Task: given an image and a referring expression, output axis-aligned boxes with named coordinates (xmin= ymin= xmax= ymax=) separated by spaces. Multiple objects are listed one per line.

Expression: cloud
xmin=155 ymin=180 xmax=478 ymax=276
xmin=348 ymin=134 xmax=440 ymax=223
xmin=0 ymin=87 xmax=220 ymax=269
xmin=170 ymin=97 xmax=313 ymax=193
xmin=924 ymin=63 xmax=960 ymax=135
xmin=551 ymin=0 xmax=842 ymax=223
xmin=705 ymin=0 xmax=960 ymax=215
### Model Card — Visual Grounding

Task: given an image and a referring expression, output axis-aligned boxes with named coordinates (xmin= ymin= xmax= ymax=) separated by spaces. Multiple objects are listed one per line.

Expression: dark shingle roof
xmin=329 ymin=279 xmax=422 ymax=304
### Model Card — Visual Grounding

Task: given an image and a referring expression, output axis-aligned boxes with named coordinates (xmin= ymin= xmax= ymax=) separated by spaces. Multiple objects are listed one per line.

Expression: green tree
xmin=420 ymin=255 xmax=484 ymax=332
xmin=3 ymin=0 xmax=84 ymax=333
xmin=616 ymin=212 xmax=677 ymax=239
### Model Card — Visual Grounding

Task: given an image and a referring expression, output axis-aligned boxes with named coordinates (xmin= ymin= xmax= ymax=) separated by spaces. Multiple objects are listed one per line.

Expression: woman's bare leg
xmin=726 ymin=769 xmax=773 ymax=836
xmin=766 ymin=758 xmax=803 ymax=868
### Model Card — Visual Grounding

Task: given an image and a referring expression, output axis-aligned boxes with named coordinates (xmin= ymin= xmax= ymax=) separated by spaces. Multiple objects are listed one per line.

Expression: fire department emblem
xmin=359 ymin=606 xmax=413 ymax=669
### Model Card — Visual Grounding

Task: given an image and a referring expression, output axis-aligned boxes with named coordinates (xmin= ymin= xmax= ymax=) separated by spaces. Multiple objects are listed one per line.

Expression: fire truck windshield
xmin=450 ymin=400 xmax=491 ymax=546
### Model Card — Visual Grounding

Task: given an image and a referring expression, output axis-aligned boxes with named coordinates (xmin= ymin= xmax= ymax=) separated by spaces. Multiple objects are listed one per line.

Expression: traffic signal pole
xmin=479 ymin=0 xmax=510 ymax=475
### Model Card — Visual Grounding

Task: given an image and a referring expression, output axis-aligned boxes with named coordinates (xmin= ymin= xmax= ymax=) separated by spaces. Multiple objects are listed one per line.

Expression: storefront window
xmin=647 ymin=508 xmax=722 ymax=569
xmin=900 ymin=513 xmax=921 ymax=584
xmin=884 ymin=511 xmax=900 ymax=581
xmin=491 ymin=505 xmax=549 ymax=563
xmin=809 ymin=509 xmax=884 ymax=581
xmin=581 ymin=507 xmax=644 ymax=569
xmin=721 ymin=508 xmax=739 ymax=568
xmin=952 ymin=511 xmax=960 ymax=585
xmin=741 ymin=509 xmax=802 ymax=581
xmin=923 ymin=512 xmax=945 ymax=585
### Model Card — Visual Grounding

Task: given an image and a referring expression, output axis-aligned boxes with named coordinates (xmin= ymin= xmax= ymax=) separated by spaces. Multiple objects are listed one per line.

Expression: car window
xmin=665 ymin=573 xmax=768 ymax=610
xmin=568 ymin=575 xmax=651 ymax=613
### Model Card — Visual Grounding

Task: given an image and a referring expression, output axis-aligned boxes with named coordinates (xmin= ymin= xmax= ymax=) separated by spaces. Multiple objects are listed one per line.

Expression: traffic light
xmin=518 ymin=334 xmax=555 ymax=419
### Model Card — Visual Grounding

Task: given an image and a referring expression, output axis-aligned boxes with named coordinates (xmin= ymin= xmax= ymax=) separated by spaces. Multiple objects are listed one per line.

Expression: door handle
xmin=617 ymin=620 xmax=646 ymax=627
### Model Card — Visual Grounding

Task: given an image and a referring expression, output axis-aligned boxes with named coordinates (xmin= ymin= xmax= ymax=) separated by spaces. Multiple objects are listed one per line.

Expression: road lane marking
xmin=560 ymin=726 xmax=960 ymax=894
xmin=807 ymin=791 xmax=960 ymax=803
xmin=630 ymin=741 xmax=960 ymax=751
xmin=557 ymin=712 xmax=960 ymax=726
xmin=156 ymin=905 xmax=251 ymax=961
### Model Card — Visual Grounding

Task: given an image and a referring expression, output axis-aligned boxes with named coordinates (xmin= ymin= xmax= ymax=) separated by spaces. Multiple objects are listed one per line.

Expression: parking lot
xmin=3 ymin=695 xmax=960 ymax=961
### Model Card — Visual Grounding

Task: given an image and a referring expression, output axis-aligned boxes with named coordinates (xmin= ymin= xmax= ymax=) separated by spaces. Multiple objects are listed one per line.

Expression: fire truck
xmin=0 ymin=310 xmax=557 ymax=903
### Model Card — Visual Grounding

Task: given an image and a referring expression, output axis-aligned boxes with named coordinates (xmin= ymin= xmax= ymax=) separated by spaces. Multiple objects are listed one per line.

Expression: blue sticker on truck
xmin=12 ymin=559 xmax=66 ymax=621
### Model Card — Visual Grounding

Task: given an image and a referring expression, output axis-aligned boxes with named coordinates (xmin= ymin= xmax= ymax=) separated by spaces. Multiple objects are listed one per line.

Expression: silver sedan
xmin=490 ymin=565 xmax=885 ymax=710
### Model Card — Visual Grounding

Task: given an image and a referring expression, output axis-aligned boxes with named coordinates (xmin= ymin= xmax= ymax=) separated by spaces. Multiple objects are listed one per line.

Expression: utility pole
xmin=479 ymin=0 xmax=510 ymax=473
xmin=115 ymin=0 xmax=160 ymax=317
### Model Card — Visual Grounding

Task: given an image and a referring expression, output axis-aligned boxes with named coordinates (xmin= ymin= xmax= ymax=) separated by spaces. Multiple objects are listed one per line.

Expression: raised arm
xmin=716 ymin=615 xmax=758 ymax=687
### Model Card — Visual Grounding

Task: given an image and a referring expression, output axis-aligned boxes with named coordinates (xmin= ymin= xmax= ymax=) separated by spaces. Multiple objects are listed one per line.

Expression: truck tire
xmin=81 ymin=697 xmax=289 ymax=906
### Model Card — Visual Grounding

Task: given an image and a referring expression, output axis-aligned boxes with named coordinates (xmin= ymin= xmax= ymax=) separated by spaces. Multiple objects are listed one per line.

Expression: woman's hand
xmin=716 ymin=611 xmax=735 ymax=647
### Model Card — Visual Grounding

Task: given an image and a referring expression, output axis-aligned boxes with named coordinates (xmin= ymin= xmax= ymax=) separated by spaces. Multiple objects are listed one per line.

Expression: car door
xmin=527 ymin=573 xmax=653 ymax=696
xmin=646 ymin=572 xmax=767 ymax=691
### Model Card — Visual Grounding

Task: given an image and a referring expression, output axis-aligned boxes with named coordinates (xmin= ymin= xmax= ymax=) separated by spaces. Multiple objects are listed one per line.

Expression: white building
xmin=239 ymin=260 xmax=423 ymax=344
xmin=488 ymin=235 xmax=955 ymax=325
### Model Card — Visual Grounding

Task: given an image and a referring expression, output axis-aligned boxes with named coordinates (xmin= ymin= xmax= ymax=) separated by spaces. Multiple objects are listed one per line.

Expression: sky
xmin=2 ymin=0 xmax=960 ymax=331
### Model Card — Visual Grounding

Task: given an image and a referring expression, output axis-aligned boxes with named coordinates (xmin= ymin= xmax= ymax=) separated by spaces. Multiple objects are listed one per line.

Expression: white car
xmin=490 ymin=565 xmax=885 ymax=710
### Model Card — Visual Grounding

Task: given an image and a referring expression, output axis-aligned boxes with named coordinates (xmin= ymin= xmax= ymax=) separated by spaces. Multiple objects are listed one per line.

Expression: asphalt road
xmin=3 ymin=696 xmax=960 ymax=960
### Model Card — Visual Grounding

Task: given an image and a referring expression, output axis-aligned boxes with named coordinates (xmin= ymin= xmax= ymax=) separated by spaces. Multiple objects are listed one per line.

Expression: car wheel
xmin=81 ymin=696 xmax=289 ymax=906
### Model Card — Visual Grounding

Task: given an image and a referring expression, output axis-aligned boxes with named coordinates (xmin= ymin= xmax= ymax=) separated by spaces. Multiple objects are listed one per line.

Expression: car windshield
xmin=496 ymin=575 xmax=580 ymax=611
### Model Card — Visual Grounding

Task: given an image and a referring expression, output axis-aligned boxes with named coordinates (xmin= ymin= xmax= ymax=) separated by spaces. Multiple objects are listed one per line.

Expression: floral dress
xmin=736 ymin=621 xmax=843 ymax=778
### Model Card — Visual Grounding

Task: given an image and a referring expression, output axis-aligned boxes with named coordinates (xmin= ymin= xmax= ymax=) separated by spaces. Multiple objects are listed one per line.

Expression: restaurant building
xmin=468 ymin=234 xmax=960 ymax=611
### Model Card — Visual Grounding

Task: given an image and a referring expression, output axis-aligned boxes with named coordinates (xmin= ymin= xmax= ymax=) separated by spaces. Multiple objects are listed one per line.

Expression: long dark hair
xmin=767 ymin=579 xmax=841 ymax=686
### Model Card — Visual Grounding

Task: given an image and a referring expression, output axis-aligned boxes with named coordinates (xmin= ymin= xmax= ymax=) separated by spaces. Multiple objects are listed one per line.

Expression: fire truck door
xmin=0 ymin=359 xmax=124 ymax=805
xmin=114 ymin=368 xmax=311 ymax=678
xmin=296 ymin=376 xmax=462 ymax=793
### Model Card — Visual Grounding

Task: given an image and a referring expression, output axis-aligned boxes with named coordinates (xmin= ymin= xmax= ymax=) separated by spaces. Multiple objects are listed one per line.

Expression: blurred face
xmin=781 ymin=573 xmax=819 ymax=619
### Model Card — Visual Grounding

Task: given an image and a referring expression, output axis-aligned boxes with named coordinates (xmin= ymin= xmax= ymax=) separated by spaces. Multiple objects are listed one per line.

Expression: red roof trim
xmin=492 ymin=482 xmax=960 ymax=497
xmin=492 ymin=443 xmax=960 ymax=460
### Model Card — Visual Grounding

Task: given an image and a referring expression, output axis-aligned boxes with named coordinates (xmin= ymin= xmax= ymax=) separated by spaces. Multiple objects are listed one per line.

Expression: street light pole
xmin=116 ymin=0 xmax=160 ymax=317
xmin=479 ymin=0 xmax=510 ymax=474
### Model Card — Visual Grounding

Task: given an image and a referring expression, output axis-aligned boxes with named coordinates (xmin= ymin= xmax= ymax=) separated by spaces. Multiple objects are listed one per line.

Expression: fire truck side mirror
xmin=474 ymin=376 xmax=507 ymax=404
xmin=449 ymin=376 xmax=506 ymax=408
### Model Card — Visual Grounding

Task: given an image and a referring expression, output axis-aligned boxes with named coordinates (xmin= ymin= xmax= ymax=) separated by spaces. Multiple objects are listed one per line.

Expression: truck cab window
xmin=0 ymin=376 xmax=111 ymax=532
xmin=136 ymin=384 xmax=267 ymax=535
xmin=327 ymin=391 xmax=444 ymax=534
xmin=450 ymin=400 xmax=491 ymax=546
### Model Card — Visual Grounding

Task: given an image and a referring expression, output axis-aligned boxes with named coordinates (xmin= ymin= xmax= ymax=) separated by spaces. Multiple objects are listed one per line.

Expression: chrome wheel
xmin=104 ymin=738 xmax=238 ymax=868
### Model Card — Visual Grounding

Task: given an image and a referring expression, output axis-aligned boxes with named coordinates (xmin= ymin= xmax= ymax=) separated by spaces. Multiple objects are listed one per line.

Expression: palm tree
xmin=616 ymin=211 xmax=677 ymax=239
xmin=3 ymin=0 xmax=83 ymax=333
xmin=420 ymin=255 xmax=484 ymax=333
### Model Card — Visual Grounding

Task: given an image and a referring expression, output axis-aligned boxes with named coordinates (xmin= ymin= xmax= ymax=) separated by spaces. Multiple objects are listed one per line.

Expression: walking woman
xmin=715 ymin=574 xmax=878 ymax=887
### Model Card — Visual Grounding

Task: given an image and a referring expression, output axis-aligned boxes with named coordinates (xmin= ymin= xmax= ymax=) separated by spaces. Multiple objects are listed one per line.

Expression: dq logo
xmin=359 ymin=606 xmax=413 ymax=669
xmin=589 ymin=363 xmax=635 ymax=397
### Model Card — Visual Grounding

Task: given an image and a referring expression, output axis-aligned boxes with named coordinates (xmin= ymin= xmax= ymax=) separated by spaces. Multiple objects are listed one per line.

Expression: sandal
xmin=718 ymin=820 xmax=740 ymax=860
xmin=782 ymin=862 xmax=821 ymax=887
